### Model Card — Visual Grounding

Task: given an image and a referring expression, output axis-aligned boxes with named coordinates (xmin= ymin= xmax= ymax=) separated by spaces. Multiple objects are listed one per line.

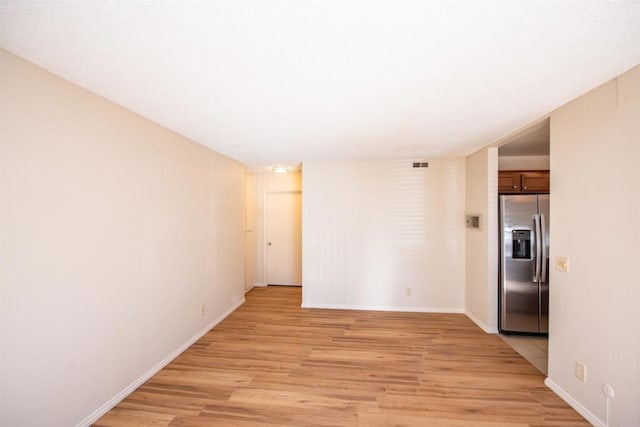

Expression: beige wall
xmin=498 ymin=155 xmax=550 ymax=170
xmin=250 ymin=171 xmax=302 ymax=286
xmin=244 ymin=172 xmax=255 ymax=291
xmin=302 ymin=159 xmax=465 ymax=311
xmin=546 ymin=65 xmax=640 ymax=426
xmin=464 ymin=147 xmax=498 ymax=332
xmin=0 ymin=50 xmax=246 ymax=426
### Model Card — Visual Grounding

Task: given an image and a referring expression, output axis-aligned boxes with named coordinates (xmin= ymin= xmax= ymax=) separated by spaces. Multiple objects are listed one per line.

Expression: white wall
xmin=498 ymin=155 xmax=550 ymax=171
xmin=546 ymin=65 xmax=640 ymax=426
xmin=464 ymin=148 xmax=499 ymax=332
xmin=251 ymin=172 xmax=302 ymax=286
xmin=0 ymin=49 xmax=246 ymax=426
xmin=302 ymin=159 xmax=465 ymax=311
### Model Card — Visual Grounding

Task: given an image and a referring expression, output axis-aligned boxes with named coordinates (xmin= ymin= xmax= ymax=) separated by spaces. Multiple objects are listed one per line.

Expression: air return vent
xmin=412 ymin=162 xmax=429 ymax=168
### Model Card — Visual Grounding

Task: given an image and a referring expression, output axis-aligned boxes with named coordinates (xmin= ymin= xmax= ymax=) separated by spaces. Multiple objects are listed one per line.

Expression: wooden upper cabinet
xmin=520 ymin=171 xmax=549 ymax=193
xmin=498 ymin=170 xmax=550 ymax=194
xmin=498 ymin=171 xmax=522 ymax=193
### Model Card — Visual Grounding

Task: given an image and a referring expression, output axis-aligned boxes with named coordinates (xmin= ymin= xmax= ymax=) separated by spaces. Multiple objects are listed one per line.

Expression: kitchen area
xmin=497 ymin=119 xmax=550 ymax=375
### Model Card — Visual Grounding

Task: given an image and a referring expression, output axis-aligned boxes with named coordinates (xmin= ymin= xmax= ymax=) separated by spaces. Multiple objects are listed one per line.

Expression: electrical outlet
xmin=556 ymin=256 xmax=569 ymax=272
xmin=405 ymin=287 xmax=412 ymax=296
xmin=575 ymin=361 xmax=587 ymax=382
xmin=602 ymin=383 xmax=615 ymax=398
xmin=200 ymin=304 xmax=206 ymax=317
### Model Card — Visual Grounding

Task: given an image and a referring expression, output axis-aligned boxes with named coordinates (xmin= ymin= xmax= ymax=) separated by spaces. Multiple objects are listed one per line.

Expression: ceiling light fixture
xmin=272 ymin=166 xmax=290 ymax=174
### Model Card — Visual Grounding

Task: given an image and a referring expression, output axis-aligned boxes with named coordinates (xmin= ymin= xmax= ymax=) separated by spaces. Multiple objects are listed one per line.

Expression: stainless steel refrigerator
xmin=499 ymin=194 xmax=549 ymax=334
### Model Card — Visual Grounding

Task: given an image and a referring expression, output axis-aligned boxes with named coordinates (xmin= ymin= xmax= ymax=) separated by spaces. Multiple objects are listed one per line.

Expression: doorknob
xmin=268 ymin=242 xmax=272 ymax=246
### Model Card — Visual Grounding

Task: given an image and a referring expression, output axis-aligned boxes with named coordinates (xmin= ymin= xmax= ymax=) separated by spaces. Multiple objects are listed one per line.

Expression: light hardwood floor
xmin=94 ymin=286 xmax=588 ymax=426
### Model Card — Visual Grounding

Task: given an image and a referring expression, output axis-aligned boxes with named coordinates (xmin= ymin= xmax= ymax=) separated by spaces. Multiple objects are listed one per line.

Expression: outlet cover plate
xmin=575 ymin=361 xmax=586 ymax=382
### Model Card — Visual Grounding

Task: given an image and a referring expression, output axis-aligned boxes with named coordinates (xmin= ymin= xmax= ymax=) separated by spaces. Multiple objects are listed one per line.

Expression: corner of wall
xmin=485 ymin=147 xmax=499 ymax=330
xmin=463 ymin=146 xmax=498 ymax=332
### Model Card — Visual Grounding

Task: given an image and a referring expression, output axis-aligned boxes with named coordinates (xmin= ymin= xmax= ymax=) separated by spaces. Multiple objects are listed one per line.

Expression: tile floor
xmin=500 ymin=334 xmax=548 ymax=375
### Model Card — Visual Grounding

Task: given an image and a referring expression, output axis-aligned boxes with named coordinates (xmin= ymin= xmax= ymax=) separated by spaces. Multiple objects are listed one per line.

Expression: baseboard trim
xmin=544 ymin=378 xmax=604 ymax=427
xmin=254 ymin=283 xmax=267 ymax=287
xmin=301 ymin=302 xmax=464 ymax=314
xmin=75 ymin=297 xmax=246 ymax=427
xmin=464 ymin=310 xmax=498 ymax=334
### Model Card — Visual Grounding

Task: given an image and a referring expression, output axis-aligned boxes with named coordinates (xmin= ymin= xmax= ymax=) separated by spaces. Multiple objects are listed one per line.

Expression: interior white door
xmin=266 ymin=191 xmax=302 ymax=286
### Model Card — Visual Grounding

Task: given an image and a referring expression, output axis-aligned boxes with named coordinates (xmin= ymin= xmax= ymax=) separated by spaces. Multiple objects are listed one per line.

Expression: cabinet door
xmin=521 ymin=172 xmax=549 ymax=193
xmin=498 ymin=171 xmax=521 ymax=193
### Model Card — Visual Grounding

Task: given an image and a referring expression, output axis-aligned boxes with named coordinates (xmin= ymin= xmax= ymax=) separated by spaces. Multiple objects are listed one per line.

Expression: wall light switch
xmin=556 ymin=256 xmax=569 ymax=272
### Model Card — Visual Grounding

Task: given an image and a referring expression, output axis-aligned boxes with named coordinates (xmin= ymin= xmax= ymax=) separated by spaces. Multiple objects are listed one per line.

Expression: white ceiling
xmin=1 ymin=1 xmax=639 ymax=171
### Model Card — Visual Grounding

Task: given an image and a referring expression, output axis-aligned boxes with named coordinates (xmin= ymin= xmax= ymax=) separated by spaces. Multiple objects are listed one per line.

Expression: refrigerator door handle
xmin=533 ymin=214 xmax=542 ymax=282
xmin=540 ymin=213 xmax=547 ymax=283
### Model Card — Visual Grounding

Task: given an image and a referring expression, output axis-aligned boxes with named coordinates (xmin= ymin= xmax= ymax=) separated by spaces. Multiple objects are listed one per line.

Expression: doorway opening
xmin=497 ymin=118 xmax=550 ymax=375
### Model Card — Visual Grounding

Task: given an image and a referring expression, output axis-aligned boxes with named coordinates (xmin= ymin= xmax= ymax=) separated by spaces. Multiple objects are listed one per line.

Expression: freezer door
xmin=500 ymin=195 xmax=540 ymax=333
xmin=539 ymin=194 xmax=550 ymax=333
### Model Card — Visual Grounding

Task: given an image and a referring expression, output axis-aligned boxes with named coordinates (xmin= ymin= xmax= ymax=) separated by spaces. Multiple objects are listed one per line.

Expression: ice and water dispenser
xmin=512 ymin=229 xmax=531 ymax=259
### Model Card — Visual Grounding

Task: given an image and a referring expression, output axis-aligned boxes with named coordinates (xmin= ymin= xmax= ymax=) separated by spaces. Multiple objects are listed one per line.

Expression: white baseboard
xmin=75 ymin=297 xmax=246 ymax=427
xmin=244 ymin=285 xmax=254 ymax=293
xmin=301 ymin=302 xmax=464 ymax=314
xmin=464 ymin=310 xmax=498 ymax=334
xmin=544 ymin=378 xmax=604 ymax=427
xmin=254 ymin=283 xmax=267 ymax=287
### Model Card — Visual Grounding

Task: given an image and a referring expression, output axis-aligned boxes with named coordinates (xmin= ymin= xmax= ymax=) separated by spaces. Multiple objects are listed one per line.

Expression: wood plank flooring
xmin=94 ymin=286 xmax=588 ymax=426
